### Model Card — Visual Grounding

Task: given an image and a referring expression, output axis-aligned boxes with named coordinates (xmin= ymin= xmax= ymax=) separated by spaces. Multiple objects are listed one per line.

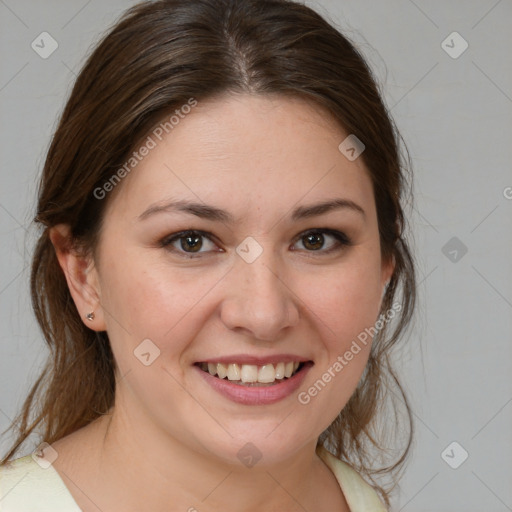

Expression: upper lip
xmin=196 ymin=354 xmax=312 ymax=366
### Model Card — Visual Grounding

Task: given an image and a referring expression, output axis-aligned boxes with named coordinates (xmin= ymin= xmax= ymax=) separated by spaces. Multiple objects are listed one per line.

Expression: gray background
xmin=1 ymin=1 xmax=511 ymax=510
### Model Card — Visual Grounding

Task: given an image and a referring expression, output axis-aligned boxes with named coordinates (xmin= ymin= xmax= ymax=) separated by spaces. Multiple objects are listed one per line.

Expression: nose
xmin=219 ymin=254 xmax=300 ymax=341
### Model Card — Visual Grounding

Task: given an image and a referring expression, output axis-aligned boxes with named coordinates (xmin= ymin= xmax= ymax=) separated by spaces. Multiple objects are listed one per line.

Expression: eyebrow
xmin=137 ymin=198 xmax=365 ymax=223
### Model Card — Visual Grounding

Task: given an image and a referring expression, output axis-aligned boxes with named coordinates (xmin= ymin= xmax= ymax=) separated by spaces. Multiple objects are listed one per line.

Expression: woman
xmin=0 ymin=0 xmax=416 ymax=510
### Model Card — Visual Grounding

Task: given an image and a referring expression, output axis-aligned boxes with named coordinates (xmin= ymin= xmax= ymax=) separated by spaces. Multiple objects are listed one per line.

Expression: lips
xmin=194 ymin=357 xmax=313 ymax=405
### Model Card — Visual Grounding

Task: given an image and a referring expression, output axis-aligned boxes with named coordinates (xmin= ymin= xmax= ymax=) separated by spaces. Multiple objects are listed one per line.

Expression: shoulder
xmin=316 ymin=445 xmax=388 ymax=512
xmin=0 ymin=455 xmax=81 ymax=511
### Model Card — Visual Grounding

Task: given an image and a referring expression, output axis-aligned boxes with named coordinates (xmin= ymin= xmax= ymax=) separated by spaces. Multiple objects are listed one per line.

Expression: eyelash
xmin=160 ymin=228 xmax=352 ymax=259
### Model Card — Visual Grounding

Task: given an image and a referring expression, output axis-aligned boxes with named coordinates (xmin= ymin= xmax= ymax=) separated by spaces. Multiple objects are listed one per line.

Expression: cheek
xmin=97 ymin=251 xmax=227 ymax=354
xmin=294 ymin=262 xmax=381 ymax=427
xmin=295 ymin=257 xmax=384 ymax=346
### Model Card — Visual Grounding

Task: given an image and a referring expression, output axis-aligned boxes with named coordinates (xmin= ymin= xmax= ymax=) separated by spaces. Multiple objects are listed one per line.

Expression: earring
xmin=86 ymin=311 xmax=95 ymax=321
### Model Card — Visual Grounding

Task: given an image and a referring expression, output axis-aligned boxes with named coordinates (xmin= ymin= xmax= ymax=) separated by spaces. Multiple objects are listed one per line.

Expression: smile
xmin=198 ymin=361 xmax=303 ymax=385
xmin=195 ymin=359 xmax=313 ymax=405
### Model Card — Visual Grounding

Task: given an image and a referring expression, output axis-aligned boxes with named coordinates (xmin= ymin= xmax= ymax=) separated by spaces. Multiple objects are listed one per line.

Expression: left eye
xmin=292 ymin=229 xmax=350 ymax=253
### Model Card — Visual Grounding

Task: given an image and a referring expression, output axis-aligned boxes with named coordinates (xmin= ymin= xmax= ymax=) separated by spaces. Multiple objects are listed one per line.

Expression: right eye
xmin=161 ymin=230 xmax=221 ymax=257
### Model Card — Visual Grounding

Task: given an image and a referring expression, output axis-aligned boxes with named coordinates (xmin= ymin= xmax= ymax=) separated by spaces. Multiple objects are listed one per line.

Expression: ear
xmin=49 ymin=224 xmax=106 ymax=331
xmin=381 ymin=253 xmax=395 ymax=298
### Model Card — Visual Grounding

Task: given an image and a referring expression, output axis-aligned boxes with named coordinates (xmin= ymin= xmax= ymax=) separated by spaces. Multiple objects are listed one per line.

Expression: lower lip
xmin=195 ymin=364 xmax=312 ymax=405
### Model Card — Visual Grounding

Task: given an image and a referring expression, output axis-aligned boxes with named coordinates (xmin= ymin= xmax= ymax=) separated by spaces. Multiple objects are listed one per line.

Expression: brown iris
xmin=181 ymin=231 xmax=203 ymax=252
xmin=303 ymin=232 xmax=324 ymax=250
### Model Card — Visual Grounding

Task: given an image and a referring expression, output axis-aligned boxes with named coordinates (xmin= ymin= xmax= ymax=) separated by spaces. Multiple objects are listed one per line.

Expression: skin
xmin=50 ymin=93 xmax=394 ymax=512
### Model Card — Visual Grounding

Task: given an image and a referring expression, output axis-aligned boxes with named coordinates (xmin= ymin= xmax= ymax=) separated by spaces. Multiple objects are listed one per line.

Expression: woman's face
xmin=89 ymin=93 xmax=393 ymax=466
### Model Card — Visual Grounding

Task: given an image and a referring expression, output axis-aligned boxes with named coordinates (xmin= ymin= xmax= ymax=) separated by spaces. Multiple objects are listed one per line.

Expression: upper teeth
xmin=204 ymin=362 xmax=300 ymax=383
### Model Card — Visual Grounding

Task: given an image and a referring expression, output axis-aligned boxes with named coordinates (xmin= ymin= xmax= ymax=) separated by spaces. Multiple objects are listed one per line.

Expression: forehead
xmin=103 ymin=93 xmax=375 ymax=223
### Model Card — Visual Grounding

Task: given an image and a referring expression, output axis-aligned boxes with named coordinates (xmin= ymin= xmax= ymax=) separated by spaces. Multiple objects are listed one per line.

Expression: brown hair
xmin=2 ymin=0 xmax=416 ymax=506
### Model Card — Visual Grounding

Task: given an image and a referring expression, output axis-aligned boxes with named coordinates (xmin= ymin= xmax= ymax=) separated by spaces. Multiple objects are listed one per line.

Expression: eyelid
xmin=161 ymin=229 xmax=216 ymax=244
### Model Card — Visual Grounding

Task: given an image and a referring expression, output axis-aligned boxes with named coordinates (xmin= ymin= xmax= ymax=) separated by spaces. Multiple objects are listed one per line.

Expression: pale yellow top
xmin=0 ymin=446 xmax=387 ymax=511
